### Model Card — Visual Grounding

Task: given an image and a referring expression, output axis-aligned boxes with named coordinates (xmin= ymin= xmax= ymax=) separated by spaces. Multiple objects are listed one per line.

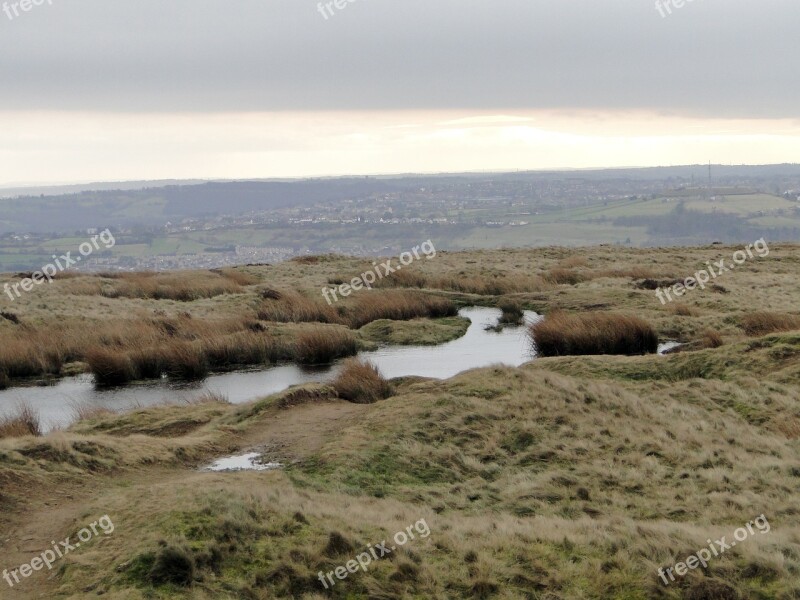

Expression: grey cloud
xmin=0 ymin=0 xmax=797 ymax=117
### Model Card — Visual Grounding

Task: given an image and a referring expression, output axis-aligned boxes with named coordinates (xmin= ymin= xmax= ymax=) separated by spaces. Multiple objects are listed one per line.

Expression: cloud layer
xmin=0 ymin=0 xmax=797 ymax=117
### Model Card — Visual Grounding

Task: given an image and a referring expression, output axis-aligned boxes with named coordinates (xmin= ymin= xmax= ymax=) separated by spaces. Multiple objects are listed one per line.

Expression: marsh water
xmin=0 ymin=307 xmax=543 ymax=432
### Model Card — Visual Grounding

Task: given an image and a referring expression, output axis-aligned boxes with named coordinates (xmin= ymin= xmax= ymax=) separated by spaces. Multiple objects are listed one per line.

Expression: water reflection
xmin=0 ymin=307 xmax=538 ymax=431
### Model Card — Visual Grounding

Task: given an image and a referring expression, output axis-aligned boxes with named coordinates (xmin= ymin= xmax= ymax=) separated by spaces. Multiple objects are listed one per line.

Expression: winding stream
xmin=0 ymin=307 xmax=540 ymax=431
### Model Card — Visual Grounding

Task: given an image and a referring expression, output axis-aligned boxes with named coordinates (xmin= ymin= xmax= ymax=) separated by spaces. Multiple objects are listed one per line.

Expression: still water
xmin=0 ymin=307 xmax=540 ymax=431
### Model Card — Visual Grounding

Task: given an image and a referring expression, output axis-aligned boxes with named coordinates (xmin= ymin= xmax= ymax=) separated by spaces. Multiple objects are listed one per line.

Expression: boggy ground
xmin=0 ymin=244 xmax=799 ymax=599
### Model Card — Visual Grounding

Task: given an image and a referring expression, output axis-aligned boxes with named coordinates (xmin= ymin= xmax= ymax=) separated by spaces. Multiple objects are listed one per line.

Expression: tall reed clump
xmin=740 ymin=312 xmax=800 ymax=336
xmin=164 ymin=342 xmax=210 ymax=380
xmin=85 ymin=348 xmax=138 ymax=387
xmin=344 ymin=291 xmax=457 ymax=329
xmin=257 ymin=290 xmax=341 ymax=324
xmin=0 ymin=337 xmax=59 ymax=379
xmin=530 ymin=311 xmax=659 ymax=357
xmin=0 ymin=403 xmax=41 ymax=439
xmin=332 ymin=359 xmax=393 ymax=404
xmin=295 ymin=327 xmax=359 ymax=365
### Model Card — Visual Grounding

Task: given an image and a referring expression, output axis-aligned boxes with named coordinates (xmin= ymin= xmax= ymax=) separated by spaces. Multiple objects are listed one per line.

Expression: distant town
xmin=1 ymin=165 xmax=800 ymax=272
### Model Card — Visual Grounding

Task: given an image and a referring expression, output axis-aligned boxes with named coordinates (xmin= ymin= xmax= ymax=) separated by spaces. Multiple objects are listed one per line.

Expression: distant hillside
xmin=1 ymin=164 xmax=799 ymax=236
xmin=0 ymin=179 xmax=399 ymax=234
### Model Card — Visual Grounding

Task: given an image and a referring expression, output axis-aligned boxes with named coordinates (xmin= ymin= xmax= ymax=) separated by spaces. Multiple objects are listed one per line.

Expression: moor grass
xmin=1 ymin=244 xmax=800 ymax=599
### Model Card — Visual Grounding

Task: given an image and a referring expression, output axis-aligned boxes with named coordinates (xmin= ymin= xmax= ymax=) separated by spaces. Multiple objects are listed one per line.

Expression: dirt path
xmin=0 ymin=398 xmax=365 ymax=599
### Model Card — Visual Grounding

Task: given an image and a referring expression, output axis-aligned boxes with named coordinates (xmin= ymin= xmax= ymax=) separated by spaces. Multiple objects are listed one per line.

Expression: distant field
xmin=683 ymin=193 xmax=796 ymax=216
xmin=542 ymin=193 xmax=796 ymax=223
xmin=0 ymin=191 xmax=797 ymax=271
xmin=453 ymin=222 xmax=649 ymax=248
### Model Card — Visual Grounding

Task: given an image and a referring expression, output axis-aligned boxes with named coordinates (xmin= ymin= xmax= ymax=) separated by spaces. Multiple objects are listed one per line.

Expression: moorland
xmin=1 ymin=243 xmax=799 ymax=599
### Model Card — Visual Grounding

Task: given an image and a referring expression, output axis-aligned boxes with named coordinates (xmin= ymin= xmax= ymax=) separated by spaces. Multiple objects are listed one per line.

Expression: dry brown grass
xmin=163 ymin=341 xmax=210 ymax=380
xmin=183 ymin=390 xmax=231 ymax=406
xmin=332 ymin=359 xmax=393 ymax=404
xmin=3 ymin=244 xmax=800 ymax=600
xmin=85 ymin=348 xmax=138 ymax=387
xmin=372 ymin=268 xmax=550 ymax=295
xmin=257 ymin=290 xmax=340 ymax=324
xmin=543 ymin=268 xmax=587 ymax=285
xmin=740 ymin=312 xmax=800 ymax=336
xmin=294 ymin=327 xmax=359 ymax=365
xmin=343 ymin=291 xmax=457 ymax=329
xmin=63 ymin=270 xmax=245 ymax=301
xmin=3 ymin=312 xmax=800 ymax=599
xmin=555 ymin=256 xmax=589 ymax=269
xmin=593 ymin=266 xmax=661 ymax=280
xmin=69 ymin=401 xmax=116 ymax=422
xmin=214 ymin=267 xmax=261 ymax=286
xmin=258 ymin=289 xmax=457 ymax=330
xmin=0 ymin=315 xmax=267 ymax=385
xmin=699 ymin=329 xmax=724 ymax=348
xmin=0 ymin=403 xmax=41 ymax=439
xmin=531 ymin=311 xmax=659 ymax=356
xmin=668 ymin=303 xmax=698 ymax=317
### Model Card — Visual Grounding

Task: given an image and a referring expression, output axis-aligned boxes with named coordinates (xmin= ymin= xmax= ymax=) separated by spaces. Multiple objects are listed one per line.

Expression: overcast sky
xmin=0 ymin=0 xmax=798 ymax=184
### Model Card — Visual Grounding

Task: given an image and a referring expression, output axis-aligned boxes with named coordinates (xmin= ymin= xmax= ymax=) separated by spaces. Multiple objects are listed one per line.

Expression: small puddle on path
xmin=201 ymin=452 xmax=282 ymax=472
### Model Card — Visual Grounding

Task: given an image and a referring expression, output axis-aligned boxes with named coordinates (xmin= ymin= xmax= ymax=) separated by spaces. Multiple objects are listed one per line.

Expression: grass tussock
xmin=257 ymin=290 xmax=340 ymax=324
xmin=332 ymin=359 xmax=393 ymax=404
xmin=699 ymin=329 xmax=724 ymax=349
xmin=164 ymin=342 xmax=210 ymax=381
xmin=498 ymin=298 xmax=525 ymax=325
xmin=85 ymin=348 xmax=138 ymax=387
xmin=0 ymin=316 xmax=278 ymax=386
xmin=294 ymin=327 xmax=359 ymax=365
xmin=0 ymin=403 xmax=41 ymax=439
xmin=531 ymin=311 xmax=659 ymax=356
xmin=740 ymin=312 xmax=800 ymax=336
xmin=343 ymin=291 xmax=457 ymax=329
